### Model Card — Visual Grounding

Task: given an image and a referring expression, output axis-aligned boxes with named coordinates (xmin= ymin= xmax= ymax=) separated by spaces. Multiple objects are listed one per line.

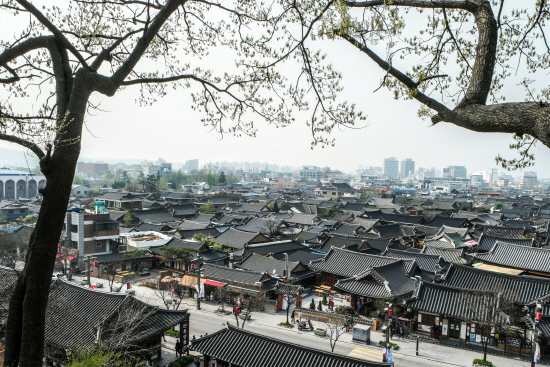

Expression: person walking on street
xmin=162 ymin=331 xmax=166 ymax=342
xmin=175 ymin=340 xmax=181 ymax=358
xmin=291 ymin=309 xmax=296 ymax=324
xmin=172 ymin=299 xmax=176 ymax=310
xmin=194 ymin=357 xmax=200 ymax=367
xmin=126 ymin=281 xmax=131 ymax=290
xmin=399 ymin=325 xmax=404 ymax=339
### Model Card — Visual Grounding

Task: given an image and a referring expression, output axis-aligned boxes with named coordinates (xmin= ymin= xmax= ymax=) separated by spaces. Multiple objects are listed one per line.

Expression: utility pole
xmin=196 ymin=255 xmax=202 ymax=311
xmin=85 ymin=255 xmax=97 ymax=286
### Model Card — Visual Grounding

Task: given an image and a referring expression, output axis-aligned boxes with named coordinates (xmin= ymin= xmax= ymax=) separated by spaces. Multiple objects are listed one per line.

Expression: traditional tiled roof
xmin=317 ymin=236 xmax=366 ymax=253
xmin=191 ymin=324 xmax=388 ymax=367
xmin=0 ymin=267 xmax=18 ymax=327
xmin=475 ymin=242 xmax=550 ymax=274
xmin=473 ymin=225 xmax=526 ymax=239
xmin=130 ymin=208 xmax=176 ymax=224
xmin=476 ymin=233 xmax=535 ymax=252
xmin=177 ymin=227 xmax=221 ymax=239
xmin=351 ymin=217 xmax=379 ymax=231
xmin=385 ymin=249 xmax=447 ymax=273
xmin=271 ymin=249 xmax=326 ymax=264
xmin=363 ymin=238 xmax=392 ymax=253
xmin=341 ymin=202 xmax=367 ymax=212
xmin=406 ymin=281 xmax=509 ymax=323
xmin=334 ymin=261 xmax=416 ymax=299
xmin=412 ymin=224 xmax=440 ymax=237
xmin=238 ymin=218 xmax=282 ymax=233
xmin=441 ymin=264 xmax=550 ymax=304
xmin=309 ymin=247 xmax=416 ymax=277
xmin=44 ymin=281 xmax=188 ymax=354
xmin=284 ymin=213 xmax=320 ymax=226
xmin=215 ymin=228 xmax=268 ymax=250
xmin=330 ymin=223 xmax=365 ymax=236
xmin=421 ymin=246 xmax=468 ymax=265
xmin=380 ymin=213 xmax=425 ymax=225
xmin=436 ymin=225 xmax=470 ymax=239
xmin=202 ymin=263 xmax=268 ymax=287
xmin=176 ymin=220 xmax=212 ymax=230
xmin=169 ymin=203 xmax=198 ymax=218
xmin=192 ymin=213 xmax=217 ymax=223
xmin=242 ymin=240 xmax=307 ymax=258
xmin=426 ymin=216 xmax=469 ymax=228
xmin=238 ymin=253 xmax=301 ymax=278
xmin=372 ymin=223 xmax=408 ymax=238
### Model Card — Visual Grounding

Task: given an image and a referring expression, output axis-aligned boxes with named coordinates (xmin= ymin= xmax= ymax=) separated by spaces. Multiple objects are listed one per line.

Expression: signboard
xmin=507 ymin=338 xmax=521 ymax=347
xmin=442 ymin=319 xmax=448 ymax=336
xmin=460 ymin=324 xmax=467 ymax=340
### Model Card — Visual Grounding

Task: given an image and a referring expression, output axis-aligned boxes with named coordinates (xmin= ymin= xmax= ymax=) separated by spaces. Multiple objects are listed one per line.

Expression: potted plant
xmin=314 ymin=328 xmax=327 ymax=336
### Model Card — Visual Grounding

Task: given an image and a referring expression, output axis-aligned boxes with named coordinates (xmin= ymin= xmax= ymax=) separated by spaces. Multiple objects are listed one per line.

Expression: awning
xmin=226 ymin=285 xmax=257 ymax=295
xmin=204 ymin=280 xmax=226 ymax=288
xmin=180 ymin=275 xmax=206 ymax=288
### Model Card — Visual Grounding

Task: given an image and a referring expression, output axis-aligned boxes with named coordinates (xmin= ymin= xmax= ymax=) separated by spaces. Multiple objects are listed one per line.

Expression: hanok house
xmin=334 ymin=261 xmax=417 ymax=317
xmin=43 ymin=280 xmax=189 ymax=365
xmin=193 ymin=263 xmax=276 ymax=302
xmin=150 ymin=238 xmax=229 ymax=272
xmin=191 ymin=324 xmax=390 ymax=367
xmin=237 ymin=253 xmax=315 ymax=285
xmin=407 ymin=264 xmax=550 ymax=354
xmin=474 ymin=242 xmax=550 ymax=277
xmin=214 ymin=228 xmax=270 ymax=251
xmin=309 ymin=247 xmax=417 ymax=290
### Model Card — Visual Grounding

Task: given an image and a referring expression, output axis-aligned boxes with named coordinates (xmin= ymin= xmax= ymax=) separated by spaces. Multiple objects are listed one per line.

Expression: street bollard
xmin=416 ymin=336 xmax=419 ymax=356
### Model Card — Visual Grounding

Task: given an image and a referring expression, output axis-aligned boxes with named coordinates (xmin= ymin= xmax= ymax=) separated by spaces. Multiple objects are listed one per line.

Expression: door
xmin=449 ymin=319 xmax=460 ymax=339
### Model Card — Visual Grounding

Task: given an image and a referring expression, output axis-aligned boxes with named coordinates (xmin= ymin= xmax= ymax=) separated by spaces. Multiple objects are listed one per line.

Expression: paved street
xmin=72 ymin=274 xmax=534 ymax=367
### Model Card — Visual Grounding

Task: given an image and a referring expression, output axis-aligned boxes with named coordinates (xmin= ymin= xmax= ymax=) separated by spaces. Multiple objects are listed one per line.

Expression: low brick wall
xmin=294 ymin=307 xmax=379 ymax=331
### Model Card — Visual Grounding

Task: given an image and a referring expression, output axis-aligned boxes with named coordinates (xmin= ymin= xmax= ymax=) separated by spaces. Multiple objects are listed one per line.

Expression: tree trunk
xmin=4 ymin=77 xmax=90 ymax=366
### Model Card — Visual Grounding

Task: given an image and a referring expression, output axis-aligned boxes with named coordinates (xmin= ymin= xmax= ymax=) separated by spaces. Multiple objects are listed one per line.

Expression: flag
xmin=535 ymin=342 xmax=541 ymax=362
xmin=387 ymin=348 xmax=394 ymax=363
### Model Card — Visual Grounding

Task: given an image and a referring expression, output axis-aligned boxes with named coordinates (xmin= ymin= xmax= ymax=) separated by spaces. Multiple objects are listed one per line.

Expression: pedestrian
xmin=194 ymin=357 xmax=200 ymax=367
xmin=162 ymin=330 xmax=166 ymax=342
xmin=400 ymin=325 xmax=404 ymax=339
xmin=291 ymin=309 xmax=296 ymax=324
xmin=205 ymin=332 xmax=208 ymax=336
xmin=175 ymin=340 xmax=181 ymax=358
xmin=200 ymin=335 xmax=203 ymax=338
xmin=126 ymin=280 xmax=131 ymax=290
xmin=192 ymin=335 xmax=196 ymax=341
xmin=172 ymin=299 xmax=176 ymax=310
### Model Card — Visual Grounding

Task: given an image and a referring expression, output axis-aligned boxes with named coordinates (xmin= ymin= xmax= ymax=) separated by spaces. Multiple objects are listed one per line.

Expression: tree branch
xmin=344 ymin=0 xmax=476 ymax=11
xmin=338 ymin=33 xmax=451 ymax=115
xmin=15 ymin=0 xmax=90 ymax=69
xmin=0 ymin=134 xmax=45 ymax=159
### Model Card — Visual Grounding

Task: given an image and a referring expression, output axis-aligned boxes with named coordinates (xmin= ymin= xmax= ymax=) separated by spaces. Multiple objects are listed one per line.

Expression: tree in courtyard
xmin=260 ymin=219 xmax=282 ymax=237
xmin=280 ymin=202 xmax=291 ymax=212
xmin=494 ymin=202 xmax=504 ymax=210
xmin=199 ymin=201 xmax=215 ymax=214
xmin=218 ymin=171 xmax=226 ymax=184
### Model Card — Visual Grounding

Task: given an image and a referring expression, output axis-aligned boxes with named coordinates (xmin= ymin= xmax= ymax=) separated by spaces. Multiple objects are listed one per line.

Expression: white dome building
xmin=0 ymin=167 xmax=46 ymax=199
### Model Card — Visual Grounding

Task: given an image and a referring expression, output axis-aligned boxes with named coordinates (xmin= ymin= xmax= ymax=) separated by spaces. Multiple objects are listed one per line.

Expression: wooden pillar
xmin=204 ymin=355 xmax=210 ymax=366
xmin=350 ymin=294 xmax=357 ymax=310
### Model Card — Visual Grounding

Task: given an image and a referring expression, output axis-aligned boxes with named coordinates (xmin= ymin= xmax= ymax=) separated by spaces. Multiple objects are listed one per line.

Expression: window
xmin=96 ymin=242 xmax=102 ymax=247
xmin=8 ymin=210 xmax=14 ymax=214
xmin=77 ymin=191 xmax=81 ymax=194
xmin=71 ymin=241 xmax=78 ymax=248
xmin=71 ymin=224 xmax=78 ymax=233
xmin=94 ymin=222 xmax=119 ymax=231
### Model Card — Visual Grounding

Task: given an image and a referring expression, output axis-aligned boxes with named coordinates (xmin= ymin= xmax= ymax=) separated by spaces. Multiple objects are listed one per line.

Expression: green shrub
xmin=322 ymin=294 xmax=328 ymax=305
xmin=378 ymin=341 xmax=398 ymax=349
xmin=473 ymin=359 xmax=493 ymax=367
xmin=165 ymin=328 xmax=179 ymax=337
xmin=278 ymin=322 xmax=294 ymax=328
xmin=180 ymin=356 xmax=194 ymax=364
xmin=318 ymin=300 xmax=323 ymax=311
xmin=309 ymin=299 xmax=315 ymax=309
xmin=172 ymin=362 xmax=181 ymax=367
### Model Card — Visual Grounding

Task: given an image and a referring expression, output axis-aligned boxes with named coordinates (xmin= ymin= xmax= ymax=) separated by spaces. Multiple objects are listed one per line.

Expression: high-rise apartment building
xmin=384 ymin=157 xmax=399 ymax=179
xmin=400 ymin=159 xmax=415 ymax=179
xmin=443 ymin=166 xmax=467 ymax=179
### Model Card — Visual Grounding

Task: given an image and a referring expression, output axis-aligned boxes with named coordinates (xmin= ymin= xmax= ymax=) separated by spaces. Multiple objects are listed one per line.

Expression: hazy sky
xmin=2 ymin=2 xmax=549 ymax=178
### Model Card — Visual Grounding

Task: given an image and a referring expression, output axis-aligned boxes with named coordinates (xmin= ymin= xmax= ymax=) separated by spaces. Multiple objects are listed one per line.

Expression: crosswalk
xmin=348 ymin=346 xmax=383 ymax=362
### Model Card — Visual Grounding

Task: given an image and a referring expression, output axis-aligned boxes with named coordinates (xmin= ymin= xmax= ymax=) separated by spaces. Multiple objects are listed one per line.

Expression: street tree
xmin=324 ymin=317 xmax=347 ymax=352
xmin=312 ymin=0 xmax=550 ymax=169
xmin=0 ymin=0 xmax=361 ymax=364
xmin=218 ymin=171 xmax=226 ymax=184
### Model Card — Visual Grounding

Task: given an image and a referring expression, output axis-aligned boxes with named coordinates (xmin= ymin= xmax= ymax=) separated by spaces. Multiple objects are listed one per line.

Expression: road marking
xmin=348 ymin=346 xmax=383 ymax=362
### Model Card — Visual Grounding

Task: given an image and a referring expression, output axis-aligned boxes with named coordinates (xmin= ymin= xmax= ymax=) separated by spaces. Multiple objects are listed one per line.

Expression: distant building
xmin=443 ymin=165 xmax=467 ymax=179
xmin=520 ymin=171 xmax=538 ymax=187
xmin=142 ymin=158 xmax=172 ymax=176
xmin=383 ymin=157 xmax=399 ymax=179
xmin=183 ymin=159 xmax=199 ymax=172
xmin=0 ymin=167 xmax=46 ymax=199
xmin=400 ymin=158 xmax=415 ymax=179
xmin=300 ymin=166 xmax=322 ymax=180
xmin=77 ymin=162 xmax=109 ymax=175
xmin=71 ymin=185 xmax=90 ymax=198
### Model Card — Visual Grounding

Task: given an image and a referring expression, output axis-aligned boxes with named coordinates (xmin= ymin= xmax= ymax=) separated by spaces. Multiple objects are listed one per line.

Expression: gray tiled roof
xmin=385 ymin=249 xmax=447 ymax=273
xmin=238 ymin=253 xmax=300 ymax=277
xmin=406 ymin=281 xmax=509 ymax=323
xmin=202 ymin=263 xmax=268 ymax=287
xmin=475 ymin=242 xmax=550 ymax=274
xmin=474 ymin=225 xmax=526 ymax=239
xmin=335 ymin=261 xmax=416 ymax=299
xmin=421 ymin=246 xmax=468 ymax=265
xmin=442 ymin=264 xmax=550 ymax=304
xmin=130 ymin=208 xmax=176 ymax=224
xmin=44 ymin=281 xmax=188 ymax=352
xmin=476 ymin=233 xmax=535 ymax=252
xmin=309 ymin=247 xmax=416 ymax=278
xmin=215 ymin=228 xmax=268 ymax=250
xmin=317 ymin=236 xmax=366 ymax=254
xmin=285 ymin=213 xmax=320 ymax=226
xmin=242 ymin=241 xmax=308 ymax=258
xmin=426 ymin=216 xmax=469 ymax=228
xmin=191 ymin=324 xmax=389 ymax=367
